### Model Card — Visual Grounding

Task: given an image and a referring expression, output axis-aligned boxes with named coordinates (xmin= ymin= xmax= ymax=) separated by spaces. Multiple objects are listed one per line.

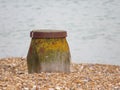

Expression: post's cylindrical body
xmin=27 ymin=30 xmax=71 ymax=73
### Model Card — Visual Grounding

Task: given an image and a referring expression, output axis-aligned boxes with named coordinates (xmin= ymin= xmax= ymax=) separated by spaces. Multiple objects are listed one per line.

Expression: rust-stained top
xmin=30 ymin=30 xmax=67 ymax=38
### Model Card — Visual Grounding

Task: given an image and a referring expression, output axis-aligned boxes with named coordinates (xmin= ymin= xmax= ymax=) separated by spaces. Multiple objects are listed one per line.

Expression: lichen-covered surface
xmin=27 ymin=38 xmax=70 ymax=73
xmin=0 ymin=57 xmax=120 ymax=90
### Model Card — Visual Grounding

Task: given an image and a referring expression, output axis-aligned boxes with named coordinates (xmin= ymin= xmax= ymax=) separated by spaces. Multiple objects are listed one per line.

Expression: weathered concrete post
xmin=27 ymin=30 xmax=71 ymax=73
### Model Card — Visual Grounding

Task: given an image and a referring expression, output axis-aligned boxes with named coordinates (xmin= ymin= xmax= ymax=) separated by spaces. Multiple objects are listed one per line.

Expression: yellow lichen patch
xmin=32 ymin=38 xmax=69 ymax=54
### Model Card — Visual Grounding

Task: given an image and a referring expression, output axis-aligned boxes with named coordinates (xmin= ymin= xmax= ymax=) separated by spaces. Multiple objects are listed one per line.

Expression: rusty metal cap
xmin=30 ymin=30 xmax=67 ymax=38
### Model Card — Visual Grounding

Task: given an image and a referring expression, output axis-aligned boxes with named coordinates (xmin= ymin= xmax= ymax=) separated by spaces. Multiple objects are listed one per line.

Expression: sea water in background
xmin=0 ymin=0 xmax=120 ymax=65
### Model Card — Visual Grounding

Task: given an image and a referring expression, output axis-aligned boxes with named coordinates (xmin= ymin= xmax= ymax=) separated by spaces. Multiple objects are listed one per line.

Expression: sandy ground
xmin=0 ymin=57 xmax=120 ymax=90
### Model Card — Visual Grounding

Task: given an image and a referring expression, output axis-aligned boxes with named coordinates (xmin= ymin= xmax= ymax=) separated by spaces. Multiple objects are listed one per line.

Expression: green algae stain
xmin=27 ymin=38 xmax=70 ymax=73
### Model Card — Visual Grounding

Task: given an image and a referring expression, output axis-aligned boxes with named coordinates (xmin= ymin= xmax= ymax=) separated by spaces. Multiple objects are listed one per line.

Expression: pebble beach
xmin=0 ymin=57 xmax=120 ymax=90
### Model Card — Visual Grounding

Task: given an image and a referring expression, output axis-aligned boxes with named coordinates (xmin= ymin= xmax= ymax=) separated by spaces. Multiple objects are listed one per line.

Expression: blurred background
xmin=0 ymin=0 xmax=120 ymax=65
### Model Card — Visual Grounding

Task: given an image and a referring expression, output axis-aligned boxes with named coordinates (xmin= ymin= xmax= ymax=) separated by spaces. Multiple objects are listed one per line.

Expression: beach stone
xmin=0 ymin=58 xmax=120 ymax=89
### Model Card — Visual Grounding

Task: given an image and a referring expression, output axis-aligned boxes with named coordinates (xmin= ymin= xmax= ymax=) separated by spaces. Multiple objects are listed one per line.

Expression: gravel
xmin=0 ymin=57 xmax=120 ymax=90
